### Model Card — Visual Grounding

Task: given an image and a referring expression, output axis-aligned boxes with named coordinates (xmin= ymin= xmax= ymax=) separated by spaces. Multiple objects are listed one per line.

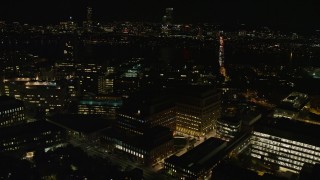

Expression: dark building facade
xmin=102 ymin=126 xmax=174 ymax=165
xmin=0 ymin=121 xmax=66 ymax=157
xmin=0 ymin=96 xmax=25 ymax=128
xmin=165 ymin=137 xmax=226 ymax=179
xmin=117 ymin=90 xmax=176 ymax=135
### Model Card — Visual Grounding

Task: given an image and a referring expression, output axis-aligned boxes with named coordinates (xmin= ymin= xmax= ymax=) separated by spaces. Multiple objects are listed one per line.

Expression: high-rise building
xmin=98 ymin=75 xmax=114 ymax=95
xmin=216 ymin=117 xmax=241 ymax=141
xmin=218 ymin=35 xmax=229 ymax=81
xmin=75 ymin=63 xmax=103 ymax=94
xmin=162 ymin=8 xmax=173 ymax=25
xmin=117 ymin=89 xmax=176 ymax=135
xmin=175 ymin=86 xmax=221 ymax=137
xmin=64 ymin=41 xmax=75 ymax=63
xmin=161 ymin=8 xmax=174 ymax=35
xmin=87 ymin=7 xmax=93 ymax=22
xmin=83 ymin=6 xmax=93 ymax=32
xmin=54 ymin=41 xmax=76 ymax=80
xmin=0 ymin=96 xmax=25 ymax=128
xmin=216 ymin=106 xmax=242 ymax=141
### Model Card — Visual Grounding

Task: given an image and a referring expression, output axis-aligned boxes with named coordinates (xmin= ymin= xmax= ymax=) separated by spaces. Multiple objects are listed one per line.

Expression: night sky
xmin=1 ymin=0 xmax=319 ymax=31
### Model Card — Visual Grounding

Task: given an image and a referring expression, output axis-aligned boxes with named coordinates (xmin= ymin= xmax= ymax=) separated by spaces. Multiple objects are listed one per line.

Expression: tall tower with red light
xmin=219 ymin=36 xmax=228 ymax=81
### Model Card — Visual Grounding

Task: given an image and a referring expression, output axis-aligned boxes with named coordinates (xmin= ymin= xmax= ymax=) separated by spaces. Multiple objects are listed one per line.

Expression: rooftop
xmin=0 ymin=96 xmax=16 ymax=102
xmin=0 ymin=120 xmax=63 ymax=138
xmin=254 ymin=117 xmax=320 ymax=147
xmin=175 ymin=85 xmax=219 ymax=99
xmin=48 ymin=114 xmax=111 ymax=134
xmin=166 ymin=137 xmax=227 ymax=174
xmin=217 ymin=116 xmax=241 ymax=126
xmin=0 ymin=96 xmax=24 ymax=110
xmin=280 ymin=92 xmax=309 ymax=110
xmin=102 ymin=126 xmax=173 ymax=151
xmin=79 ymin=99 xmax=122 ymax=107
xmin=119 ymin=88 xmax=174 ymax=118
xmin=213 ymin=162 xmax=288 ymax=180
xmin=25 ymin=81 xmax=57 ymax=87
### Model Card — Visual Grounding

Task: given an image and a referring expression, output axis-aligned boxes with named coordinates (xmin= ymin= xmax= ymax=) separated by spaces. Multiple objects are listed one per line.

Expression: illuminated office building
xmin=54 ymin=41 xmax=76 ymax=80
xmin=75 ymin=63 xmax=103 ymax=94
xmin=65 ymin=79 xmax=80 ymax=98
xmin=102 ymin=126 xmax=174 ymax=165
xmin=176 ymin=86 xmax=221 ymax=137
xmin=249 ymin=118 xmax=320 ymax=174
xmin=216 ymin=117 xmax=241 ymax=141
xmin=0 ymin=77 xmax=31 ymax=99
xmin=22 ymin=81 xmax=66 ymax=114
xmin=113 ymin=58 xmax=142 ymax=96
xmin=98 ymin=75 xmax=114 ymax=95
xmin=1 ymin=79 xmax=66 ymax=114
xmin=165 ymin=137 xmax=226 ymax=179
xmin=78 ymin=95 xmax=123 ymax=119
xmin=216 ymin=106 xmax=241 ymax=141
xmin=0 ymin=96 xmax=25 ymax=128
xmin=98 ymin=67 xmax=116 ymax=95
xmin=59 ymin=20 xmax=77 ymax=32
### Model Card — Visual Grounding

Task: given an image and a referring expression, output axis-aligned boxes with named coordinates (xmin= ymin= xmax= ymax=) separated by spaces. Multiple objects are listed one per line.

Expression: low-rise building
xmin=0 ymin=120 xmax=66 ymax=157
xmin=102 ymin=126 xmax=174 ymax=165
xmin=164 ymin=137 xmax=227 ymax=179
xmin=250 ymin=118 xmax=320 ymax=173
xmin=78 ymin=95 xmax=123 ymax=119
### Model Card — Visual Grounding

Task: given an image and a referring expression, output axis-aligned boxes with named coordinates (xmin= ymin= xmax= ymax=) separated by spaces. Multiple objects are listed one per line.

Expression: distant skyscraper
xmin=64 ymin=41 xmax=74 ymax=63
xmin=218 ymin=35 xmax=228 ymax=81
xmin=87 ymin=7 xmax=93 ymax=22
xmin=54 ymin=40 xmax=76 ymax=79
xmin=162 ymin=8 xmax=173 ymax=25
xmin=83 ymin=6 xmax=93 ymax=32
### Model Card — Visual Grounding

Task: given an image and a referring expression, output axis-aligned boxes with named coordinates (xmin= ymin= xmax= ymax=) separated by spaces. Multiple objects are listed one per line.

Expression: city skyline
xmin=1 ymin=1 xmax=320 ymax=179
xmin=1 ymin=0 xmax=320 ymax=32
